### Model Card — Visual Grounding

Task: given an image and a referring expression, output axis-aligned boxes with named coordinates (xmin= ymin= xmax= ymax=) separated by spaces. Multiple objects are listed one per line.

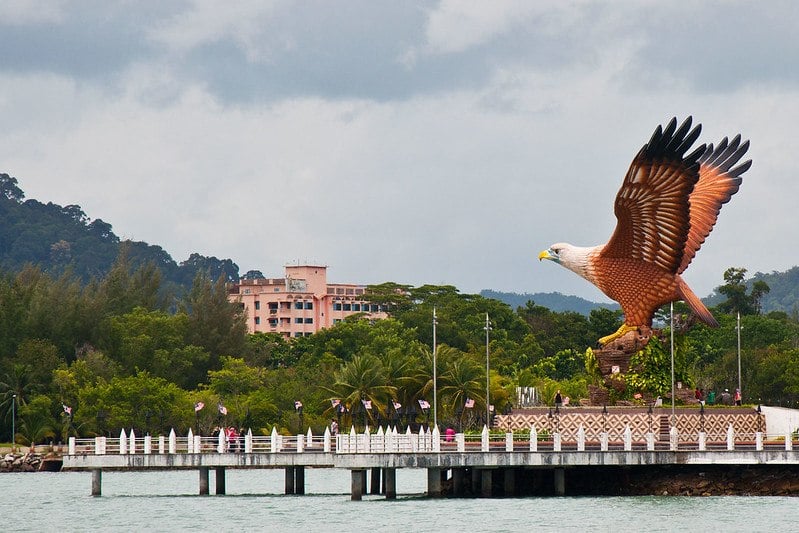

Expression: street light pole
xmin=432 ymin=307 xmax=438 ymax=430
xmin=484 ymin=313 xmax=491 ymax=428
xmin=670 ymin=302 xmax=675 ymax=426
xmin=11 ymin=394 xmax=16 ymax=453
xmin=737 ymin=311 xmax=742 ymax=400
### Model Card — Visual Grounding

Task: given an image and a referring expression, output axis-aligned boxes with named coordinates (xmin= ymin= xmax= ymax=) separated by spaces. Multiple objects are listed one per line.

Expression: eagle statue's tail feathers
xmin=677 ymin=278 xmax=718 ymax=327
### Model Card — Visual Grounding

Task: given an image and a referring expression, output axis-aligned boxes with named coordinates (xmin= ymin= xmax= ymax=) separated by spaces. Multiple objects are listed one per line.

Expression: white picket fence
xmin=67 ymin=424 xmax=795 ymax=456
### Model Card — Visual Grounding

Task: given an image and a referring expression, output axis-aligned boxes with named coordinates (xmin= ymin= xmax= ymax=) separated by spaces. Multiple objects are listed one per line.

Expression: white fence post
xmin=144 ymin=435 xmax=152 ymax=455
xmin=129 ymin=430 xmax=136 ymax=454
xmin=623 ymin=426 xmax=632 ymax=451
xmin=600 ymin=432 xmax=608 ymax=452
xmin=306 ymin=428 xmax=314 ymax=448
xmin=457 ymin=433 xmax=465 ymax=452
xmin=646 ymin=432 xmax=655 ymax=451
xmin=530 ymin=426 xmax=538 ymax=452
xmin=94 ymin=436 xmax=102 ymax=455
xmin=119 ymin=429 xmax=127 ymax=455
xmin=505 ymin=432 xmax=513 ymax=452
xmin=787 ymin=432 xmax=793 ymax=451
xmin=68 ymin=437 xmax=76 ymax=455
xmin=323 ymin=427 xmax=331 ymax=453
xmin=669 ymin=427 xmax=678 ymax=451
xmin=169 ymin=429 xmax=176 ymax=454
xmin=698 ymin=432 xmax=706 ymax=451
xmin=245 ymin=429 xmax=253 ymax=453
xmin=297 ymin=434 xmax=304 ymax=453
xmin=553 ymin=432 xmax=562 ymax=451
xmin=187 ymin=428 xmax=194 ymax=453
xmin=433 ymin=426 xmax=441 ymax=452
xmin=194 ymin=435 xmax=201 ymax=453
xmin=756 ymin=431 xmax=763 ymax=451
xmin=271 ymin=427 xmax=279 ymax=453
xmin=158 ymin=435 xmax=165 ymax=454
xmin=100 ymin=436 xmax=107 ymax=455
xmin=481 ymin=425 xmax=489 ymax=452
xmin=726 ymin=424 xmax=735 ymax=450
xmin=577 ymin=425 xmax=585 ymax=452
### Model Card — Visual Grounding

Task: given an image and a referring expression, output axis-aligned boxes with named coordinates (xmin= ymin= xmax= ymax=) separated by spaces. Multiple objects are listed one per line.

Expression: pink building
xmin=228 ymin=265 xmax=389 ymax=337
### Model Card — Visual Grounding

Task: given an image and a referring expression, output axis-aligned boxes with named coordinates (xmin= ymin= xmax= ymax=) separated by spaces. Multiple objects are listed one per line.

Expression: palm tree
xmin=328 ymin=354 xmax=396 ymax=431
xmin=439 ymin=357 xmax=485 ymax=431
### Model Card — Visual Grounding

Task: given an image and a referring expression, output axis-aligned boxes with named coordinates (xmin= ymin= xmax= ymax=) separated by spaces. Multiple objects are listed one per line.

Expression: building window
xmin=343 ymin=304 xmax=351 ymax=311
xmin=346 ymin=288 xmax=354 ymax=295
xmin=294 ymin=332 xmax=303 ymax=337
xmin=352 ymin=304 xmax=360 ymax=311
xmin=336 ymin=288 xmax=345 ymax=294
xmin=305 ymin=302 xmax=313 ymax=310
xmin=304 ymin=318 xmax=313 ymax=324
xmin=294 ymin=317 xmax=303 ymax=324
xmin=269 ymin=319 xmax=278 ymax=326
xmin=254 ymin=301 xmax=260 ymax=310
xmin=274 ymin=288 xmax=280 ymax=292
xmin=295 ymin=301 xmax=303 ymax=310
xmin=334 ymin=303 xmax=342 ymax=311
xmin=269 ymin=303 xmax=278 ymax=310
xmin=254 ymin=317 xmax=260 ymax=325
xmin=355 ymin=289 xmax=364 ymax=295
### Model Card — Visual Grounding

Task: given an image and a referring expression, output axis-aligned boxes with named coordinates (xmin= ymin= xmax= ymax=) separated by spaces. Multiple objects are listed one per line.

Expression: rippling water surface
xmin=2 ymin=469 xmax=797 ymax=532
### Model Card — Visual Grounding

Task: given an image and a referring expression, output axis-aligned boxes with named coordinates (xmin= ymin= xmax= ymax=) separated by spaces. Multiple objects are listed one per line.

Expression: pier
xmin=62 ymin=406 xmax=799 ymax=498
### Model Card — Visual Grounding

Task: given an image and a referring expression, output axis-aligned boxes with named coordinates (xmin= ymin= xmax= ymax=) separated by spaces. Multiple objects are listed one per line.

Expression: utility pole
xmin=432 ymin=307 xmax=437 ymax=429
xmin=485 ymin=313 xmax=491 ymax=428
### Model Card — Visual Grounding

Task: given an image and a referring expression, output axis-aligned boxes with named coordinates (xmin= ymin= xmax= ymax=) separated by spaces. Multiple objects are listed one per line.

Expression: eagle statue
xmin=539 ymin=117 xmax=751 ymax=346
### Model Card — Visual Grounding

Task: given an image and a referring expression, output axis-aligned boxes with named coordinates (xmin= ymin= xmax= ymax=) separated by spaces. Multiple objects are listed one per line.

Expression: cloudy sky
xmin=2 ymin=1 xmax=797 ymax=302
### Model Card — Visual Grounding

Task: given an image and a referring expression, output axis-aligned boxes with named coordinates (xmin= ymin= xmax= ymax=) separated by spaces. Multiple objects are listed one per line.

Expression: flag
xmin=465 ymin=398 xmax=474 ymax=408
xmin=418 ymin=399 xmax=430 ymax=409
xmin=194 ymin=401 xmax=205 ymax=412
xmin=294 ymin=400 xmax=303 ymax=410
xmin=331 ymin=399 xmax=340 ymax=408
xmin=392 ymin=400 xmax=401 ymax=410
xmin=362 ymin=399 xmax=372 ymax=410
xmin=218 ymin=402 xmax=228 ymax=415
xmin=62 ymin=404 xmax=72 ymax=415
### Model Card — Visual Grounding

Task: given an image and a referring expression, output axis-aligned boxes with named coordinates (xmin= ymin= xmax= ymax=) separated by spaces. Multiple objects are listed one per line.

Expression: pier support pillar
xmin=481 ymin=469 xmax=493 ymax=498
xmin=351 ymin=469 xmax=366 ymax=501
xmin=295 ymin=466 xmax=305 ymax=495
xmin=91 ymin=468 xmax=102 ymax=497
xmin=199 ymin=467 xmax=209 ymax=495
xmin=503 ymin=468 xmax=516 ymax=496
xmin=452 ymin=468 xmax=466 ymax=496
xmin=427 ymin=467 xmax=443 ymax=497
xmin=370 ymin=467 xmax=381 ymax=495
xmin=554 ymin=468 xmax=565 ymax=496
xmin=215 ymin=467 xmax=226 ymax=495
xmin=385 ymin=468 xmax=397 ymax=500
xmin=471 ymin=468 xmax=481 ymax=494
xmin=285 ymin=467 xmax=296 ymax=494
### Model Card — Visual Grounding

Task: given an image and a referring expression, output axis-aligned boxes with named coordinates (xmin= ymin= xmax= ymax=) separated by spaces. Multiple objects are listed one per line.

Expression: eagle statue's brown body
xmin=540 ymin=117 xmax=751 ymax=345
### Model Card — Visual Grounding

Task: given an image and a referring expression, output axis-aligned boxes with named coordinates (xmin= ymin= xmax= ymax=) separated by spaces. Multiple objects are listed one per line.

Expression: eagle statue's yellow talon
xmin=598 ymin=324 xmax=639 ymax=346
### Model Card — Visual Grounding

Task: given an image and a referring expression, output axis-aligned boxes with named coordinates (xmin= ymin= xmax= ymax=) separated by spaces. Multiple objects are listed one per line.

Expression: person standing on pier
xmin=554 ymin=390 xmax=563 ymax=408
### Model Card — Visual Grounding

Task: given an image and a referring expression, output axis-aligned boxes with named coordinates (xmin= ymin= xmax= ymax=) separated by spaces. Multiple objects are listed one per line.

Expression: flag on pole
xmin=294 ymin=400 xmax=303 ymax=410
xmin=392 ymin=400 xmax=402 ymax=410
xmin=465 ymin=398 xmax=475 ymax=408
xmin=418 ymin=399 xmax=430 ymax=409
xmin=218 ymin=402 xmax=228 ymax=415
xmin=331 ymin=399 xmax=340 ymax=408
xmin=362 ymin=399 xmax=372 ymax=410
xmin=194 ymin=401 xmax=205 ymax=412
xmin=62 ymin=404 xmax=72 ymax=415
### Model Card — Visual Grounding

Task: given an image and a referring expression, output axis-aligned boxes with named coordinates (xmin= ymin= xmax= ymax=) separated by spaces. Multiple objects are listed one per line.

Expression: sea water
xmin=2 ymin=469 xmax=797 ymax=532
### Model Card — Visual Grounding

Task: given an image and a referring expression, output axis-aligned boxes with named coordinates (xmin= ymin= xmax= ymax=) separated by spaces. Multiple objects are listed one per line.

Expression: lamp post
xmin=670 ymin=302 xmax=675 ymax=427
xmin=484 ymin=313 xmax=491 ymax=429
xmin=11 ymin=394 xmax=16 ymax=453
xmin=737 ymin=312 xmax=743 ymax=402
xmin=432 ymin=307 xmax=438 ymax=429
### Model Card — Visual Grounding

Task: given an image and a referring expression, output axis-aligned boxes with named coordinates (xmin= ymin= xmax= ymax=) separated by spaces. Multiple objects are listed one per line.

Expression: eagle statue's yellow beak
xmin=538 ymin=249 xmax=552 ymax=261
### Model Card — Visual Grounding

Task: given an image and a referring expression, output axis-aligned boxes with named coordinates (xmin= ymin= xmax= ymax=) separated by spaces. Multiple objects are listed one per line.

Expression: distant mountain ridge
xmin=481 ymin=289 xmax=619 ymax=315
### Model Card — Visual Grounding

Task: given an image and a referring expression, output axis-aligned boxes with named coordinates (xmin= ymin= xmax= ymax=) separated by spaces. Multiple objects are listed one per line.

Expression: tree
xmin=717 ymin=267 xmax=770 ymax=316
xmin=329 ymin=354 xmax=396 ymax=429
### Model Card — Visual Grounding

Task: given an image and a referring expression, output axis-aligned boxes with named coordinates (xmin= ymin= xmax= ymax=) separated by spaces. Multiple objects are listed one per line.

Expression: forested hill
xmin=0 ymin=173 xmax=238 ymax=286
xmin=703 ymin=267 xmax=799 ymax=317
xmin=481 ymin=289 xmax=619 ymax=315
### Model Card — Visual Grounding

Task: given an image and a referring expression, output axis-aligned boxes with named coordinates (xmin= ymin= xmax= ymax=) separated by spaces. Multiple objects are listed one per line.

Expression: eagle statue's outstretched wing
xmin=539 ymin=117 xmax=751 ymax=345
